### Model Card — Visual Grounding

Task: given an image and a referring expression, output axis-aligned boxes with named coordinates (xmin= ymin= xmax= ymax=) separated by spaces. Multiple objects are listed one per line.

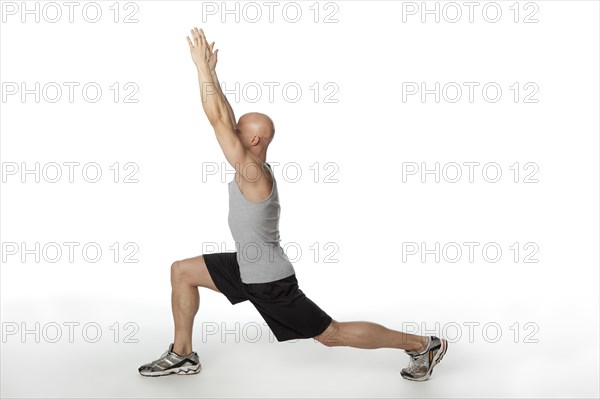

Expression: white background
xmin=1 ymin=0 xmax=598 ymax=397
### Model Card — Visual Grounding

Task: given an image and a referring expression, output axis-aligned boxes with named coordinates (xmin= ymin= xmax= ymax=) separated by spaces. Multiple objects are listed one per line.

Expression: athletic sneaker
xmin=401 ymin=336 xmax=448 ymax=381
xmin=138 ymin=343 xmax=201 ymax=377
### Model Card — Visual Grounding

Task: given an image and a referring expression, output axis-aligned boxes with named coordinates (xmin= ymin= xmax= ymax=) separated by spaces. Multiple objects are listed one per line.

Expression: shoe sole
xmin=139 ymin=363 xmax=202 ymax=377
xmin=401 ymin=339 xmax=448 ymax=382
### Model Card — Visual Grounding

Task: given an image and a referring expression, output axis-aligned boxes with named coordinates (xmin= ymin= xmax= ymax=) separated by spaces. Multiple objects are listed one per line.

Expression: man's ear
xmin=250 ymin=135 xmax=260 ymax=146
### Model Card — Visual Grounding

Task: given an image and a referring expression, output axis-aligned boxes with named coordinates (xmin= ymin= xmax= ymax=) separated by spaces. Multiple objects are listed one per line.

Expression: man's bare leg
xmin=138 ymin=256 xmax=220 ymax=377
xmin=315 ymin=320 xmax=429 ymax=353
xmin=170 ymin=256 xmax=220 ymax=356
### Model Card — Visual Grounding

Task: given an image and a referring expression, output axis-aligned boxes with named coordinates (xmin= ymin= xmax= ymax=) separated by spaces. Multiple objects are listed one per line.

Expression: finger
xmin=194 ymin=28 xmax=202 ymax=46
xmin=210 ymin=42 xmax=215 ymax=52
xmin=214 ymin=49 xmax=219 ymax=59
xmin=186 ymin=36 xmax=193 ymax=49
xmin=190 ymin=28 xmax=198 ymax=46
xmin=195 ymin=27 xmax=203 ymax=46
xmin=199 ymin=28 xmax=208 ymax=45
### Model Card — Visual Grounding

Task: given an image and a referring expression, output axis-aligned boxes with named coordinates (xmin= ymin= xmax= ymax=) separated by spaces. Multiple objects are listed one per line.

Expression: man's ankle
xmin=172 ymin=345 xmax=192 ymax=356
xmin=409 ymin=336 xmax=430 ymax=354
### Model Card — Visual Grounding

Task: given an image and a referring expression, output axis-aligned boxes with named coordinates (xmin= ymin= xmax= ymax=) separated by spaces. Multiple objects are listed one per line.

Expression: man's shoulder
xmin=233 ymin=157 xmax=273 ymax=202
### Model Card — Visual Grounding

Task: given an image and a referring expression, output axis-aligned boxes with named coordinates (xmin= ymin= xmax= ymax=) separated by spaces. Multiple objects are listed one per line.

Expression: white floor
xmin=2 ymin=287 xmax=598 ymax=398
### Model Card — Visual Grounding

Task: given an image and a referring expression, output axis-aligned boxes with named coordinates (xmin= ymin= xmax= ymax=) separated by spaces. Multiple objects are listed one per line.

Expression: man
xmin=138 ymin=27 xmax=448 ymax=382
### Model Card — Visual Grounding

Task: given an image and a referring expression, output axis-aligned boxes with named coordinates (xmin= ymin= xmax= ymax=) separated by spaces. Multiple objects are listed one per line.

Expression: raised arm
xmin=209 ymin=57 xmax=236 ymax=129
xmin=186 ymin=27 xmax=247 ymax=169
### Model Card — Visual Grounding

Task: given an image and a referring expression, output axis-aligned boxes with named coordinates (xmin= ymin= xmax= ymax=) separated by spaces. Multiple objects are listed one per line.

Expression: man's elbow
xmin=210 ymin=115 xmax=233 ymax=132
xmin=206 ymin=111 xmax=223 ymax=127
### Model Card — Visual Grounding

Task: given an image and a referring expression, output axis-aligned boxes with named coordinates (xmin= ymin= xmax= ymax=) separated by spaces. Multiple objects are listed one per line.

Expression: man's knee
xmin=171 ymin=260 xmax=188 ymax=284
xmin=170 ymin=256 xmax=218 ymax=291
xmin=313 ymin=320 xmax=342 ymax=347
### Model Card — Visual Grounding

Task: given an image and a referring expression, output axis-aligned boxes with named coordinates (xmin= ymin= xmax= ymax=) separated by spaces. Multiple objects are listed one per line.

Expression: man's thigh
xmin=173 ymin=255 xmax=221 ymax=293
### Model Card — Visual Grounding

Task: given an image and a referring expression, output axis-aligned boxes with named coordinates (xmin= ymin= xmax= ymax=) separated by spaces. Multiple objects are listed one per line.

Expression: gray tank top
xmin=228 ymin=162 xmax=296 ymax=284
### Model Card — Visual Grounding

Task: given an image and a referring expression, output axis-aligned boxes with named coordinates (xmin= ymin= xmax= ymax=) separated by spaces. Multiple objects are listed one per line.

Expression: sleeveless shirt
xmin=227 ymin=162 xmax=296 ymax=283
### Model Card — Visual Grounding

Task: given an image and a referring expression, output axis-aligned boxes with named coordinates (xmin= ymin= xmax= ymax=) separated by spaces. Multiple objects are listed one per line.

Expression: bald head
xmin=235 ymin=112 xmax=275 ymax=155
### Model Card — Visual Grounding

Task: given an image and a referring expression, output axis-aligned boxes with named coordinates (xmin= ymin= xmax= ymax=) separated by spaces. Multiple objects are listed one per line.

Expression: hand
xmin=186 ymin=27 xmax=218 ymax=71
xmin=207 ymin=41 xmax=219 ymax=71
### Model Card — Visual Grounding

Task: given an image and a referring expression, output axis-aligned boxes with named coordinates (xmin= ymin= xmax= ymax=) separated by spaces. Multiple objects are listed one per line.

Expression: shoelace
xmin=149 ymin=349 xmax=174 ymax=367
xmin=407 ymin=350 xmax=430 ymax=373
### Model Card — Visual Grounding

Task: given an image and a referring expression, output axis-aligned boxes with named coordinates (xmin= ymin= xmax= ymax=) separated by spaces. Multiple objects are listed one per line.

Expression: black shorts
xmin=203 ymin=252 xmax=333 ymax=342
